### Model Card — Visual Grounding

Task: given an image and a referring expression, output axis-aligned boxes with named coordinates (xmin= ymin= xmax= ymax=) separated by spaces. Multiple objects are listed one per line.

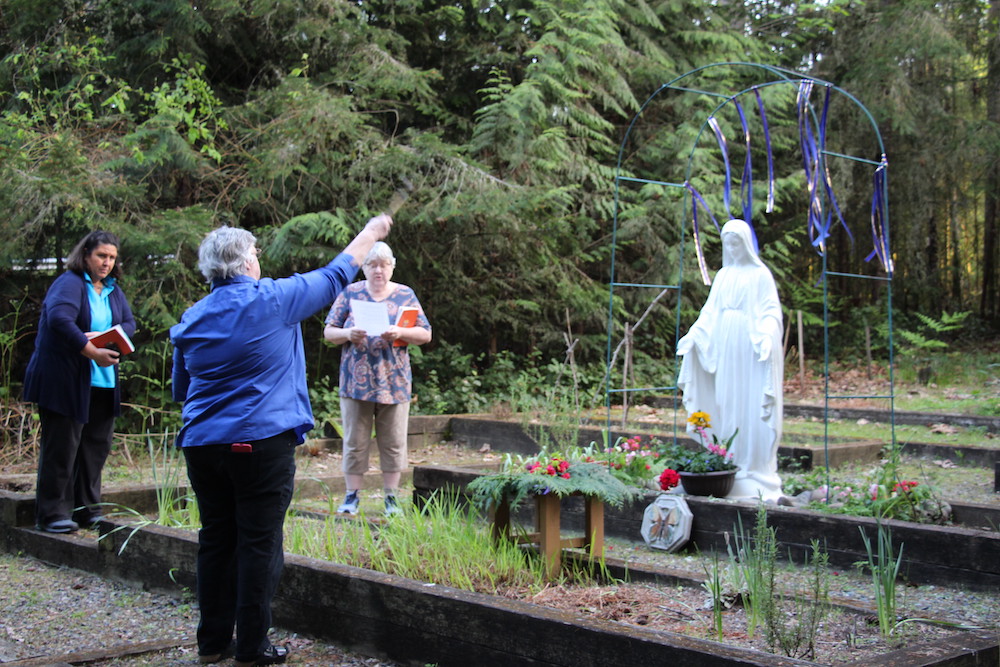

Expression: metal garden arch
xmin=604 ymin=62 xmax=896 ymax=482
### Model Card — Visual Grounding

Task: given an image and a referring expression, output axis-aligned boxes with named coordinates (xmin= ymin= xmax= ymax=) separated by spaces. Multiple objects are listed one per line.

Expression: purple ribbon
xmin=818 ymin=86 xmax=850 ymax=244
xmin=735 ymin=100 xmax=759 ymax=252
xmin=755 ymin=88 xmax=775 ymax=213
xmin=798 ymin=81 xmax=824 ymax=250
xmin=707 ymin=116 xmax=732 ymax=218
xmin=866 ymin=156 xmax=892 ymax=274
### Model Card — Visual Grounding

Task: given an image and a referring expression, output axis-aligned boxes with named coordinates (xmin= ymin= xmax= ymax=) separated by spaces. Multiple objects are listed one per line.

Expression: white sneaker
xmin=337 ymin=491 xmax=360 ymax=515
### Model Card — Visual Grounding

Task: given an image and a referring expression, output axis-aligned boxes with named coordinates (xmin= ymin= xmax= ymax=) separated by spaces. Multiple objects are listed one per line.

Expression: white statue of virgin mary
xmin=677 ymin=219 xmax=784 ymax=501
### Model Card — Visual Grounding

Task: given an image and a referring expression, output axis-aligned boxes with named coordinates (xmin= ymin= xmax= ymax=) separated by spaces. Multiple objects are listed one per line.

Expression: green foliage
xmin=727 ymin=507 xmax=772 ymax=638
xmin=765 ymin=540 xmax=830 ymax=659
xmin=125 ymin=56 xmax=228 ymax=166
xmin=0 ymin=0 xmax=997 ymax=430
xmin=0 ymin=295 xmax=30 ymax=399
xmin=893 ymin=311 xmax=971 ymax=358
xmin=466 ymin=456 xmax=641 ymax=513
xmin=599 ymin=434 xmax=660 ymax=487
xmin=308 ymin=375 xmax=342 ymax=439
xmin=856 ymin=523 xmax=904 ymax=640
xmin=656 ymin=439 xmax=738 ymax=474
xmin=286 ymin=493 xmax=561 ymax=592
xmin=701 ymin=551 xmax=727 ymax=641
xmin=96 ymin=431 xmax=199 ymax=555
xmin=796 ymin=446 xmax=952 ymax=525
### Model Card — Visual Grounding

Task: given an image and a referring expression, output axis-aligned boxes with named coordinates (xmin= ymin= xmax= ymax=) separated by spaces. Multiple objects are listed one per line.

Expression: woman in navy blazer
xmin=23 ymin=230 xmax=136 ymax=533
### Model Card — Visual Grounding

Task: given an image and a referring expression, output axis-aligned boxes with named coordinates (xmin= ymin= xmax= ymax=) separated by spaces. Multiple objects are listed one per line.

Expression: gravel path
xmin=0 ymin=553 xmax=404 ymax=666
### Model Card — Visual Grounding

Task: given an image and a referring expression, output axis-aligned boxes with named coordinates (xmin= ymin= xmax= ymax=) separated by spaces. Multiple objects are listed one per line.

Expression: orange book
xmin=393 ymin=307 xmax=419 ymax=347
xmin=86 ymin=324 xmax=135 ymax=355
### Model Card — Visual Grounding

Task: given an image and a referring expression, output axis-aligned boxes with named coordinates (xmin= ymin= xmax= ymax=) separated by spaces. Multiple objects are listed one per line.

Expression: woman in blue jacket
xmin=23 ymin=230 xmax=136 ymax=533
xmin=171 ymin=214 xmax=391 ymax=667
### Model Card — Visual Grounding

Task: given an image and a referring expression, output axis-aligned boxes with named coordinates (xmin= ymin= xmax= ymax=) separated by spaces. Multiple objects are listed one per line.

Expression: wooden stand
xmin=491 ymin=493 xmax=605 ymax=579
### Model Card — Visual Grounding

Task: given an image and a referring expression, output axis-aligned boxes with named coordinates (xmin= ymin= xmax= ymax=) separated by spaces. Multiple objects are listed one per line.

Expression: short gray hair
xmin=198 ymin=226 xmax=256 ymax=281
xmin=363 ymin=241 xmax=396 ymax=267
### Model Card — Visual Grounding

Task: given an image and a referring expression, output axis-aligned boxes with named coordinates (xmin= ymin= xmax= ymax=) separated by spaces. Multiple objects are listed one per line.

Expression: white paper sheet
xmin=350 ymin=299 xmax=390 ymax=335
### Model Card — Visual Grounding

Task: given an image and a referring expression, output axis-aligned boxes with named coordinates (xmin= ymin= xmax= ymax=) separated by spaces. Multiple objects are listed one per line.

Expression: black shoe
xmin=75 ymin=514 xmax=103 ymax=529
xmin=199 ymin=641 xmax=235 ymax=664
xmin=235 ymin=643 xmax=288 ymax=667
xmin=36 ymin=519 xmax=79 ymax=533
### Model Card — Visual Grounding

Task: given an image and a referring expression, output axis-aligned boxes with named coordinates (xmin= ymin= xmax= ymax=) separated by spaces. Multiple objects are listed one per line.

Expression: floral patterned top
xmin=324 ymin=282 xmax=430 ymax=404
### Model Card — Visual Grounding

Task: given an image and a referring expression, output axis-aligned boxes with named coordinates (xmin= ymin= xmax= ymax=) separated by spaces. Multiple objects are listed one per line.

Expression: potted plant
xmin=657 ymin=411 xmax=738 ymax=497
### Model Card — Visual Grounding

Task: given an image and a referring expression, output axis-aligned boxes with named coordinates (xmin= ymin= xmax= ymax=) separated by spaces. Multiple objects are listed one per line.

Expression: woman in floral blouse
xmin=323 ymin=242 xmax=432 ymax=516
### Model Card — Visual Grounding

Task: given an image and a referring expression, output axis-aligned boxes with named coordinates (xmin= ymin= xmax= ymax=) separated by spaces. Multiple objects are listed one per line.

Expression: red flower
xmin=659 ymin=468 xmax=680 ymax=491
xmin=560 ymin=472 xmax=570 ymax=479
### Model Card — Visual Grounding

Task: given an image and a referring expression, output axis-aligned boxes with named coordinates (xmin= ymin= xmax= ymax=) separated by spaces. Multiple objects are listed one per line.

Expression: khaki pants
xmin=340 ymin=398 xmax=409 ymax=475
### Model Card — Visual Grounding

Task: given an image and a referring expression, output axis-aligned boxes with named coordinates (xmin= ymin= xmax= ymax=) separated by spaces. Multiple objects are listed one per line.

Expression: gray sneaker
xmin=384 ymin=494 xmax=403 ymax=517
xmin=337 ymin=491 xmax=360 ymax=515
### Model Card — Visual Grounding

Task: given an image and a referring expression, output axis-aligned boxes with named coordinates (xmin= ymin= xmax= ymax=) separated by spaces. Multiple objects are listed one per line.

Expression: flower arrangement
xmin=656 ymin=411 xmax=738 ymax=474
xmin=526 ymin=455 xmax=571 ymax=478
xmin=466 ymin=452 xmax=642 ymax=513
xmin=602 ymin=435 xmax=660 ymax=486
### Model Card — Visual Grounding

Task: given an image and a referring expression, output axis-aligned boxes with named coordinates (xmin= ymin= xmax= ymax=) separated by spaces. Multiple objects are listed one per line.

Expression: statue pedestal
xmin=728 ymin=473 xmax=783 ymax=502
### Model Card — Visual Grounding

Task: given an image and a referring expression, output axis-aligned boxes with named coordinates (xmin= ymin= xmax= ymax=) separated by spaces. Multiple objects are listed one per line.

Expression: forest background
xmin=2 ymin=0 xmax=999 ymax=435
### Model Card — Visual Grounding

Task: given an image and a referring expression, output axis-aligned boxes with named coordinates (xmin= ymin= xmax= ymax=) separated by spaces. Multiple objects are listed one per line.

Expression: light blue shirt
xmin=170 ymin=253 xmax=359 ymax=447
xmin=86 ymin=275 xmax=116 ymax=389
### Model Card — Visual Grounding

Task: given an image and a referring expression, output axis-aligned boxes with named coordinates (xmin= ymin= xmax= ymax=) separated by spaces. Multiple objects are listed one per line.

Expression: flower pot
xmin=678 ymin=470 xmax=736 ymax=497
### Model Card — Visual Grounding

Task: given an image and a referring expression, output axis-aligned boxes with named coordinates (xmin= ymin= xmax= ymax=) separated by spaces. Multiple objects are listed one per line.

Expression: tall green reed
xmin=858 ymin=522 xmax=903 ymax=639
xmin=701 ymin=551 xmax=727 ymax=641
xmin=726 ymin=505 xmax=773 ymax=638
xmin=286 ymin=494 xmax=559 ymax=593
xmin=97 ymin=430 xmax=197 ymax=554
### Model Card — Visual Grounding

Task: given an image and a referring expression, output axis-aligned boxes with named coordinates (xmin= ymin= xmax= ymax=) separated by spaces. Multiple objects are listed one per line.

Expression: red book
xmin=87 ymin=324 xmax=136 ymax=355
xmin=393 ymin=307 xmax=419 ymax=347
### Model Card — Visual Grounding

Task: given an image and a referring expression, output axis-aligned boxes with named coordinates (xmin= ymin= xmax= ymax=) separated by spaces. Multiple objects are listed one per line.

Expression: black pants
xmin=35 ymin=389 xmax=115 ymax=526
xmin=183 ymin=431 xmax=297 ymax=662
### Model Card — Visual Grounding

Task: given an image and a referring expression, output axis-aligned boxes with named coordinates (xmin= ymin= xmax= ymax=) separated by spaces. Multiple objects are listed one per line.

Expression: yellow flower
xmin=687 ymin=411 xmax=712 ymax=429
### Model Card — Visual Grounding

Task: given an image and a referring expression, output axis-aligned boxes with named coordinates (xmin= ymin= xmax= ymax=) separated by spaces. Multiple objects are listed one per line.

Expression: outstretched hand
xmin=365 ymin=214 xmax=393 ymax=240
xmin=344 ymin=213 xmax=393 ymax=266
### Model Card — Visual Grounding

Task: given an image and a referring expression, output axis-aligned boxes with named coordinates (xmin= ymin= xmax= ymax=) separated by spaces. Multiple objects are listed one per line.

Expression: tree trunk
xmin=982 ymin=0 xmax=1000 ymax=320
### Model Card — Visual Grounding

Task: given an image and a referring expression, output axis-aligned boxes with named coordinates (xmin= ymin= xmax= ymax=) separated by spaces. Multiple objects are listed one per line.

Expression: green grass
xmin=284 ymin=494 xmax=594 ymax=593
xmin=782 ymin=417 xmax=995 ymax=449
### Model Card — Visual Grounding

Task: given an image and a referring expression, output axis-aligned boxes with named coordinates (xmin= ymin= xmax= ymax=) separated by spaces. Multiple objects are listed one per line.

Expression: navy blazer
xmin=23 ymin=270 xmax=136 ymax=423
